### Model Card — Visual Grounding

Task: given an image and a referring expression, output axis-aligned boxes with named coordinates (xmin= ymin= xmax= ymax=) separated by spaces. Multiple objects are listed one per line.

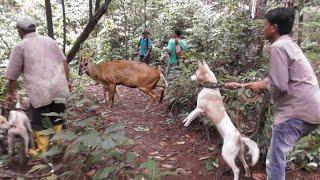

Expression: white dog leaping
xmin=182 ymin=60 xmax=259 ymax=180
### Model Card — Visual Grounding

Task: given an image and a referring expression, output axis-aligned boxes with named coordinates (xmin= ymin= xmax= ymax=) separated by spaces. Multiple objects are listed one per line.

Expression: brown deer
xmin=78 ymin=55 xmax=168 ymax=107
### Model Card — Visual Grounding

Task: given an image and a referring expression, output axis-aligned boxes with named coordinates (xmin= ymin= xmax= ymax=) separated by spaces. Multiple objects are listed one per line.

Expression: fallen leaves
xmin=132 ymin=126 xmax=149 ymax=132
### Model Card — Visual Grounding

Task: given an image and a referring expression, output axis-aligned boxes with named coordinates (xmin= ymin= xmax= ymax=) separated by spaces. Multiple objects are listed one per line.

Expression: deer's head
xmin=78 ymin=52 xmax=94 ymax=76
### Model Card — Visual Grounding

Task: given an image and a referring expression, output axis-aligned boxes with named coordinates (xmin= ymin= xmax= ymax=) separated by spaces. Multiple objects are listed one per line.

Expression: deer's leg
xmin=139 ymin=87 xmax=157 ymax=103
xmin=158 ymin=86 xmax=165 ymax=103
xmin=107 ymin=84 xmax=116 ymax=107
xmin=103 ymin=85 xmax=107 ymax=103
xmin=138 ymin=87 xmax=157 ymax=103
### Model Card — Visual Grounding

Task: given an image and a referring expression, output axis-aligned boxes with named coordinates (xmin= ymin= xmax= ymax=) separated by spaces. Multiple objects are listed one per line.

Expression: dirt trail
xmin=85 ymin=84 xmax=260 ymax=180
xmin=84 ymin=83 xmax=320 ymax=180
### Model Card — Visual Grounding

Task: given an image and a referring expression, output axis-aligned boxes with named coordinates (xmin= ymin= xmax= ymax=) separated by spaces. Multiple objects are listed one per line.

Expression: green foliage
xmin=23 ymin=91 xmax=176 ymax=179
xmin=288 ymin=128 xmax=320 ymax=171
xmin=205 ymin=157 xmax=219 ymax=171
xmin=1 ymin=0 xmax=320 ymax=173
xmin=138 ymin=158 xmax=177 ymax=180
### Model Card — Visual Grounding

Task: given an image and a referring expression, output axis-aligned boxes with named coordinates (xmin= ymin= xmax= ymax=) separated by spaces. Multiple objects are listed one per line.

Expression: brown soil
xmin=1 ymin=83 xmax=320 ymax=180
xmin=83 ymin=83 xmax=320 ymax=180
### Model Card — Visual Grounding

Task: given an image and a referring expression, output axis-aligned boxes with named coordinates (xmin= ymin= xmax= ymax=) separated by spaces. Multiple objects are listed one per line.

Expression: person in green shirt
xmin=166 ymin=29 xmax=187 ymax=83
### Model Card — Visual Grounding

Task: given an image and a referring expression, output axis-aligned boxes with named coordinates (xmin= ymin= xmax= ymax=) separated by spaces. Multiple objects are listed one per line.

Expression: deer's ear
xmin=198 ymin=60 xmax=203 ymax=68
xmin=78 ymin=51 xmax=83 ymax=62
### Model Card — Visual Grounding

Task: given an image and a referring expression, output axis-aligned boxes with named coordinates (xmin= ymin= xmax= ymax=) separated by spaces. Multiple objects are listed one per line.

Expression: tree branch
xmin=0 ymin=34 xmax=11 ymax=53
xmin=94 ymin=0 xmax=101 ymax=12
xmin=66 ymin=0 xmax=112 ymax=62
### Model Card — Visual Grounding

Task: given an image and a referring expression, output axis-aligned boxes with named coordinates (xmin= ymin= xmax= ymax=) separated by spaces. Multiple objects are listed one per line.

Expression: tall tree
xmin=297 ymin=0 xmax=304 ymax=46
xmin=144 ymin=0 xmax=147 ymax=28
xmin=89 ymin=0 xmax=93 ymax=20
xmin=45 ymin=0 xmax=54 ymax=39
xmin=67 ymin=0 xmax=112 ymax=62
xmin=120 ymin=0 xmax=129 ymax=59
xmin=61 ymin=0 xmax=67 ymax=54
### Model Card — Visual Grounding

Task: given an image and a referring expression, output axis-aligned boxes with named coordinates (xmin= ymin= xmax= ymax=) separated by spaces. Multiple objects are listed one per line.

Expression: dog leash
xmin=197 ymin=82 xmax=261 ymax=103
xmin=197 ymin=82 xmax=224 ymax=89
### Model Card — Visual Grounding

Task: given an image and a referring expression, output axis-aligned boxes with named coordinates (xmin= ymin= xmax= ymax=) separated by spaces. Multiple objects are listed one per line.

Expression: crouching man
xmin=4 ymin=16 xmax=70 ymax=156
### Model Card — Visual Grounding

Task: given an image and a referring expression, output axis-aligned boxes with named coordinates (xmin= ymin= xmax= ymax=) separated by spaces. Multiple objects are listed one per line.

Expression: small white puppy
xmin=0 ymin=95 xmax=34 ymax=157
xmin=182 ymin=60 xmax=259 ymax=180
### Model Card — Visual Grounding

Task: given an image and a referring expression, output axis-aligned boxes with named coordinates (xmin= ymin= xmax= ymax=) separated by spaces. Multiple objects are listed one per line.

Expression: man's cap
xmin=142 ymin=28 xmax=150 ymax=34
xmin=16 ymin=16 xmax=36 ymax=31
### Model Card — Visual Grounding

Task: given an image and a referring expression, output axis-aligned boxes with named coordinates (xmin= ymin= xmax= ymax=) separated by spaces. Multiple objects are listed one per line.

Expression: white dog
xmin=182 ymin=60 xmax=259 ymax=180
xmin=0 ymin=95 xmax=34 ymax=157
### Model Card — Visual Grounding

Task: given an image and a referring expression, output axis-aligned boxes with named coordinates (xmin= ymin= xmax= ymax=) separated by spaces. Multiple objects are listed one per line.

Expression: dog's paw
xmin=182 ymin=118 xmax=188 ymax=123
xmin=183 ymin=121 xmax=191 ymax=127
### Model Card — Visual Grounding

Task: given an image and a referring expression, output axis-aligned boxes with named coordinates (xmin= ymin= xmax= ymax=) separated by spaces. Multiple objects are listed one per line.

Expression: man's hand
xmin=224 ymin=82 xmax=241 ymax=89
xmin=68 ymin=82 xmax=73 ymax=92
xmin=6 ymin=79 xmax=17 ymax=102
xmin=5 ymin=92 xmax=16 ymax=102
xmin=247 ymin=79 xmax=268 ymax=93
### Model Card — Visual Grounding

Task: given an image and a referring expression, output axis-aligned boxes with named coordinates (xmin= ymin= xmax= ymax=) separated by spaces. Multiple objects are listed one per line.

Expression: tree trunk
xmin=94 ymin=0 xmax=100 ymax=12
xmin=62 ymin=0 xmax=67 ymax=54
xmin=297 ymin=0 xmax=304 ymax=46
xmin=144 ymin=0 xmax=147 ymax=28
xmin=45 ymin=0 xmax=54 ymax=39
xmin=66 ymin=0 xmax=112 ymax=62
xmin=89 ymin=0 xmax=93 ymax=20
xmin=122 ymin=0 xmax=129 ymax=59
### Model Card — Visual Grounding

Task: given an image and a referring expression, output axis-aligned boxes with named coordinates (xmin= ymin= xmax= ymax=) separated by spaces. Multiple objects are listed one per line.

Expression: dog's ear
xmin=198 ymin=60 xmax=203 ymax=68
xmin=202 ymin=60 xmax=210 ymax=71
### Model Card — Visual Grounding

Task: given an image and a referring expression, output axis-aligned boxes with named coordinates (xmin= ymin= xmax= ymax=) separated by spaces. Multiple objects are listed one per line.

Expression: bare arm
xmin=249 ymin=78 xmax=268 ymax=92
xmin=63 ymin=60 xmax=69 ymax=81
xmin=224 ymin=78 xmax=268 ymax=92
xmin=6 ymin=79 xmax=17 ymax=102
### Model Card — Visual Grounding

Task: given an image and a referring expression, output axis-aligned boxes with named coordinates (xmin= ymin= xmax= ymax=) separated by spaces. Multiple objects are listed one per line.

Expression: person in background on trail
xmin=4 ymin=16 xmax=70 ymax=156
xmin=225 ymin=7 xmax=320 ymax=180
xmin=166 ymin=28 xmax=187 ymax=83
xmin=138 ymin=28 xmax=152 ymax=64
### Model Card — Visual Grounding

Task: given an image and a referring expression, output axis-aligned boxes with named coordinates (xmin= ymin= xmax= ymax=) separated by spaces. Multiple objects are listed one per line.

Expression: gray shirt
xmin=4 ymin=32 xmax=69 ymax=108
xmin=267 ymin=35 xmax=320 ymax=125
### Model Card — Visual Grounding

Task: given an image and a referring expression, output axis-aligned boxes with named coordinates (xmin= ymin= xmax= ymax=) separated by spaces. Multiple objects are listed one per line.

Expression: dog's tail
xmin=240 ymin=136 xmax=259 ymax=165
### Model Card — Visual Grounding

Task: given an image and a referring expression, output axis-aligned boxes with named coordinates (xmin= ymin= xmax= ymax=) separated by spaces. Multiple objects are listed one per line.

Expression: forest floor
xmin=82 ymin=83 xmax=320 ymax=180
xmin=1 ymin=82 xmax=320 ymax=180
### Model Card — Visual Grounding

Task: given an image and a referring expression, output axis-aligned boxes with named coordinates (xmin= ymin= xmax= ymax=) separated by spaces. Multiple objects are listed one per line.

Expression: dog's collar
xmin=11 ymin=108 xmax=25 ymax=112
xmin=197 ymin=82 xmax=224 ymax=89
